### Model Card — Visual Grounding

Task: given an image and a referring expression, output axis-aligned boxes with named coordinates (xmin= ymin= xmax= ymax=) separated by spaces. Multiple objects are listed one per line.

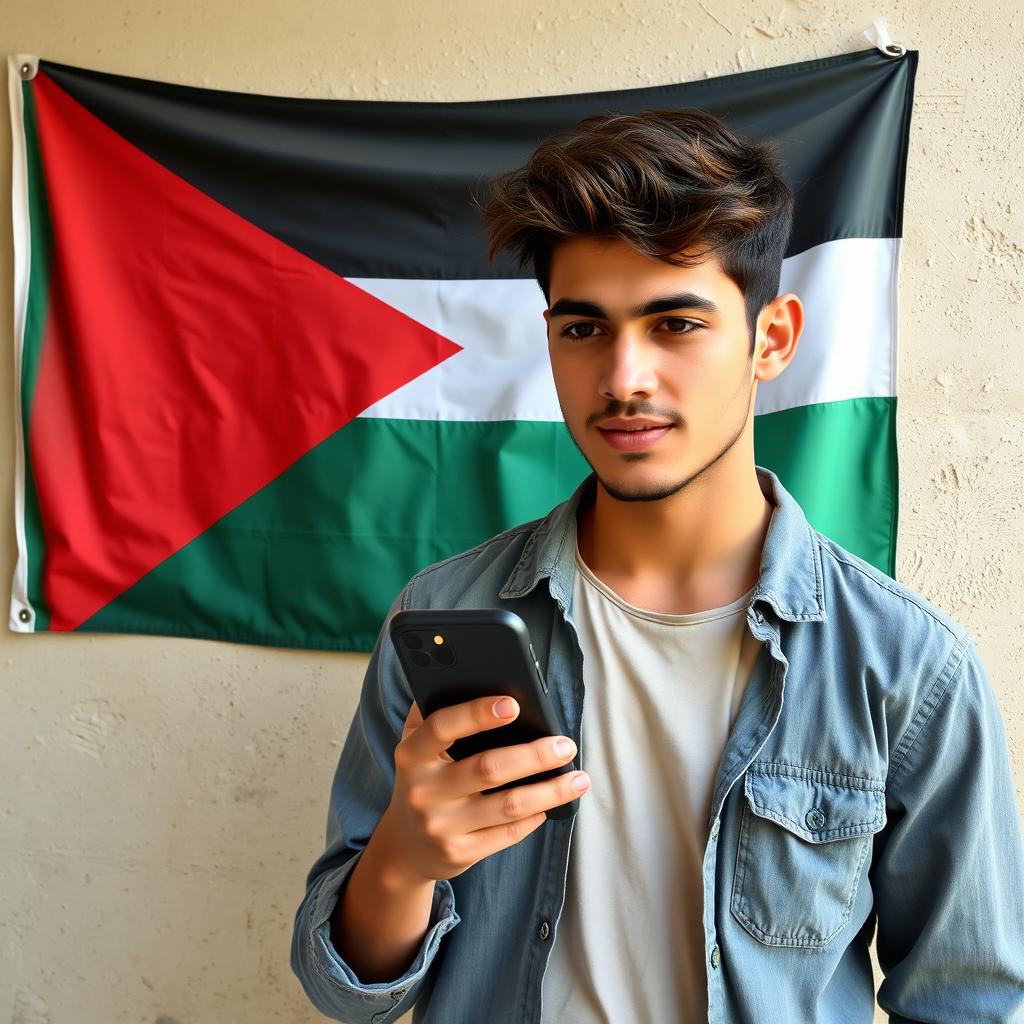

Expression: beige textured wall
xmin=2 ymin=3 xmax=1021 ymax=1022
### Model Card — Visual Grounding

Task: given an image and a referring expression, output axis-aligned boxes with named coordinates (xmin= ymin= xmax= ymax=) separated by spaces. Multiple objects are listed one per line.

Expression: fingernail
xmin=572 ymin=772 xmax=590 ymax=791
xmin=554 ymin=738 xmax=576 ymax=757
xmin=493 ymin=698 xmax=517 ymax=718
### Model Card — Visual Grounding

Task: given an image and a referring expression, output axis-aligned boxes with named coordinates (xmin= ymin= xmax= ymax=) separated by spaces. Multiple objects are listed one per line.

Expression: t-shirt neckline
xmin=574 ymin=536 xmax=757 ymax=626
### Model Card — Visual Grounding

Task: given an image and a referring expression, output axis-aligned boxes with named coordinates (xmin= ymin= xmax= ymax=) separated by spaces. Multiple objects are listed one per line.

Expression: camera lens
xmin=409 ymin=650 xmax=430 ymax=667
xmin=402 ymin=632 xmax=423 ymax=650
xmin=434 ymin=647 xmax=455 ymax=666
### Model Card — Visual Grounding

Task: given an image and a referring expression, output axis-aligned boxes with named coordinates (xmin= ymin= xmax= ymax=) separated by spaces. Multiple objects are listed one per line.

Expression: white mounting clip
xmin=863 ymin=19 xmax=906 ymax=58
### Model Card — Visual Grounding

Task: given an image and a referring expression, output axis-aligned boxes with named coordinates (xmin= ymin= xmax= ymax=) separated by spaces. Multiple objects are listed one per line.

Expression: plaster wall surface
xmin=1 ymin=3 xmax=1021 ymax=1023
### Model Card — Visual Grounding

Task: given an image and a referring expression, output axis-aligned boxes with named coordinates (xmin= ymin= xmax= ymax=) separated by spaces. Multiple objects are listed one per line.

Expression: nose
xmin=599 ymin=330 xmax=658 ymax=402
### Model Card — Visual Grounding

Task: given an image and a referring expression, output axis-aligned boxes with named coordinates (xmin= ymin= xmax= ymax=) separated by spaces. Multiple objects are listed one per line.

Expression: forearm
xmin=329 ymin=815 xmax=437 ymax=984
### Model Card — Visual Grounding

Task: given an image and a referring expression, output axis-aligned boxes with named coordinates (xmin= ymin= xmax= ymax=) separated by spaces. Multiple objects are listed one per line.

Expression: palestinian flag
xmin=7 ymin=47 xmax=918 ymax=651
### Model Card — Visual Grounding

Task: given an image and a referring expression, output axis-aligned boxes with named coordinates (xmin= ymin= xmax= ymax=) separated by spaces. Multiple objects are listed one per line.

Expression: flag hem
xmin=7 ymin=54 xmax=37 ymax=634
xmin=888 ymin=237 xmax=902 ymax=579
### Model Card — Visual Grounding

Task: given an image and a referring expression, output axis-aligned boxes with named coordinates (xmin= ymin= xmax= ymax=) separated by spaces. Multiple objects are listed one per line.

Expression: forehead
xmin=548 ymin=235 xmax=738 ymax=309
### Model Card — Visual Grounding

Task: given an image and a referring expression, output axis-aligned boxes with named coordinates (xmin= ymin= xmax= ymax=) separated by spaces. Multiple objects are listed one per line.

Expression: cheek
xmin=550 ymin=352 xmax=586 ymax=395
xmin=554 ymin=373 xmax=587 ymax=415
xmin=669 ymin=346 xmax=734 ymax=388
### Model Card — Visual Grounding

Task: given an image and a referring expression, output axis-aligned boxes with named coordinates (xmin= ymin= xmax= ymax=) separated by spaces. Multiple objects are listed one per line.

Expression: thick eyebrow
xmin=547 ymin=292 xmax=720 ymax=320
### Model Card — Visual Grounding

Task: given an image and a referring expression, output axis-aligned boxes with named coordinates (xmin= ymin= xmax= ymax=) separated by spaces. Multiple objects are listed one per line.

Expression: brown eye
xmin=562 ymin=322 xmax=601 ymax=340
xmin=660 ymin=318 xmax=701 ymax=334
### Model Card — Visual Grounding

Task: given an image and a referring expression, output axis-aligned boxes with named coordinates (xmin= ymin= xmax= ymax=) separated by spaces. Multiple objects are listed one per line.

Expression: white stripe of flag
xmin=350 ymin=235 xmax=899 ymax=422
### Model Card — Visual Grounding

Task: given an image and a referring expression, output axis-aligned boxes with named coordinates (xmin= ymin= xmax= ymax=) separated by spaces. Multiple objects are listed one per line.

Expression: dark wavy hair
xmin=472 ymin=109 xmax=795 ymax=354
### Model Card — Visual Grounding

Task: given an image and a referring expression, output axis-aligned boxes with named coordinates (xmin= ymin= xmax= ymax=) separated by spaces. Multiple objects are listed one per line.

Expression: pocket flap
xmin=743 ymin=764 xmax=886 ymax=843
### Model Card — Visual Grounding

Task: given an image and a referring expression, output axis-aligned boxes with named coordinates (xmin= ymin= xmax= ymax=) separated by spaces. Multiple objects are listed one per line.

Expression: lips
xmin=598 ymin=418 xmax=673 ymax=431
xmin=598 ymin=423 xmax=674 ymax=451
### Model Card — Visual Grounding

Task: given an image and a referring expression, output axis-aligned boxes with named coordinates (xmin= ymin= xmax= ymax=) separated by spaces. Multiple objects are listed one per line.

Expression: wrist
xmin=366 ymin=810 xmax=433 ymax=894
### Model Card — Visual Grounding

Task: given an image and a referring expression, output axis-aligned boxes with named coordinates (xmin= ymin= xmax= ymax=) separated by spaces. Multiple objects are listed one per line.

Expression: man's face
xmin=543 ymin=235 xmax=768 ymax=503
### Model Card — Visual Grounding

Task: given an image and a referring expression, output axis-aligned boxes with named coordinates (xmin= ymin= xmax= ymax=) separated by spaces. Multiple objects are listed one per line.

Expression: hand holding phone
xmin=378 ymin=693 xmax=591 ymax=886
xmin=389 ymin=608 xmax=582 ymax=818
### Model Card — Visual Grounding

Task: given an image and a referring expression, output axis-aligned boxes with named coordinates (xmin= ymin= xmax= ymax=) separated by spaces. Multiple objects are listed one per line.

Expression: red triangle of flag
xmin=29 ymin=71 xmax=462 ymax=631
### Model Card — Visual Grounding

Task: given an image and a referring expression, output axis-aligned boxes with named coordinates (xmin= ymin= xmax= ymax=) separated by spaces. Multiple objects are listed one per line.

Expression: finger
xmin=450 ymin=732 xmax=578 ymax=802
xmin=463 ymin=770 xmax=590 ymax=851
xmin=463 ymin=810 xmax=550 ymax=860
xmin=413 ymin=694 xmax=520 ymax=762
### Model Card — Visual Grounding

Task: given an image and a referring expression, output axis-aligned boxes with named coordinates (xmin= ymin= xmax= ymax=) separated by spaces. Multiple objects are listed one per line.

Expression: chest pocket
xmin=730 ymin=762 xmax=886 ymax=949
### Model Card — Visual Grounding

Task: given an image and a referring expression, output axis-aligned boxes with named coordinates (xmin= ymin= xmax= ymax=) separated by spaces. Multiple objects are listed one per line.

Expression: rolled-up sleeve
xmin=871 ymin=635 xmax=1024 ymax=1023
xmin=290 ymin=580 xmax=462 ymax=1024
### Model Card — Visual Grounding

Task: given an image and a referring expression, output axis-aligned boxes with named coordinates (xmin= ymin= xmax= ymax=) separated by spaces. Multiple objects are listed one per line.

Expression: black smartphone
xmin=389 ymin=607 xmax=580 ymax=820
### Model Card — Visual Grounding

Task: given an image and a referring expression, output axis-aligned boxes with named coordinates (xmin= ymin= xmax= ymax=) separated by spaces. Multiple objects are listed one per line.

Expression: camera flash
xmin=433 ymin=634 xmax=444 ymax=646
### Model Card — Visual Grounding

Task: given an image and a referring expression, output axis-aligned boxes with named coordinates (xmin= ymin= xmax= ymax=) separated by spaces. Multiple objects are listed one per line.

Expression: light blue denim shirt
xmin=291 ymin=465 xmax=1024 ymax=1023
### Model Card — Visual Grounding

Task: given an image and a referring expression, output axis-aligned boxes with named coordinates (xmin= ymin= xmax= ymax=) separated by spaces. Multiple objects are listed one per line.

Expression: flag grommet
xmin=17 ymin=608 xmax=32 ymax=623
xmin=18 ymin=61 xmax=37 ymax=81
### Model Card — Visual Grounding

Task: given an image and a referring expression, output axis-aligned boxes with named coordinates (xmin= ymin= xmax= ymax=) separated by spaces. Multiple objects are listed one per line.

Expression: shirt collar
xmin=498 ymin=464 xmax=826 ymax=623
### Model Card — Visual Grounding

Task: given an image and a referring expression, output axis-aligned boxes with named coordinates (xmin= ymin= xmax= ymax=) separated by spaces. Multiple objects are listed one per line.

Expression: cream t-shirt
xmin=539 ymin=538 xmax=761 ymax=1024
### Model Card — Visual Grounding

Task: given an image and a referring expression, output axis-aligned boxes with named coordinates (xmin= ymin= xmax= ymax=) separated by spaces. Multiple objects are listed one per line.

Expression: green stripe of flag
xmin=80 ymin=398 xmax=895 ymax=651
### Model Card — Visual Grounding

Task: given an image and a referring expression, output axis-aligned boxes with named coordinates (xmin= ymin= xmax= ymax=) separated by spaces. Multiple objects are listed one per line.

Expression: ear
xmin=754 ymin=293 xmax=804 ymax=384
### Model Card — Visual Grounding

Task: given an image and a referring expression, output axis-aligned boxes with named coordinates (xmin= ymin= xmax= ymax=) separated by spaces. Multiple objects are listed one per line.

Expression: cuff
xmin=304 ymin=849 xmax=461 ymax=1017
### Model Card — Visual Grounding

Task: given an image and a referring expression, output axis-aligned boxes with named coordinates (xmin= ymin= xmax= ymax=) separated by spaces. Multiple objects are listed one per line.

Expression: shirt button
xmin=805 ymin=807 xmax=827 ymax=830
xmin=538 ymin=919 xmax=550 ymax=941
xmin=710 ymin=818 xmax=720 ymax=840
xmin=754 ymin=608 xmax=764 ymax=623
xmin=710 ymin=944 xmax=721 ymax=969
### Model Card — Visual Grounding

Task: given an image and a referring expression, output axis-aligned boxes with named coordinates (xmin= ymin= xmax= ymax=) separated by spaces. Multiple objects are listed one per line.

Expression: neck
xmin=576 ymin=450 xmax=773 ymax=616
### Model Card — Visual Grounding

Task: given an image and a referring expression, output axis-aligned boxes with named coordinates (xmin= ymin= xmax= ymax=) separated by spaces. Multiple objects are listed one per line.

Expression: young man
xmin=291 ymin=110 xmax=1024 ymax=1023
